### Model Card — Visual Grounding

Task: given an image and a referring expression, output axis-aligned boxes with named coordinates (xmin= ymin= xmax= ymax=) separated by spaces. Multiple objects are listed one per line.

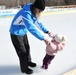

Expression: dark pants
xmin=10 ymin=34 xmax=31 ymax=71
xmin=43 ymin=54 xmax=55 ymax=65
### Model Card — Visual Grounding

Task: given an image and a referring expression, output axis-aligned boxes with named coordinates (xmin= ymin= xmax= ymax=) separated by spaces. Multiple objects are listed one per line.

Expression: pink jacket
xmin=46 ymin=40 xmax=65 ymax=55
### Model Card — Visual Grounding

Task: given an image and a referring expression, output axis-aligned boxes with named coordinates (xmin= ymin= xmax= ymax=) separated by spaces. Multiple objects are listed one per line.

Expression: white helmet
xmin=55 ymin=34 xmax=67 ymax=43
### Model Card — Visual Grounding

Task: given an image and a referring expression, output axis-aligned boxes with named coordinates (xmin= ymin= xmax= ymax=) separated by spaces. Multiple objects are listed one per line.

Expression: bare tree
xmin=64 ymin=0 xmax=68 ymax=5
xmin=0 ymin=0 xmax=76 ymax=8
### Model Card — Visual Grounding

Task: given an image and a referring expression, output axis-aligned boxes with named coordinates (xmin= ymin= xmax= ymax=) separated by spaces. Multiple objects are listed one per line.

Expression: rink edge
xmin=0 ymin=9 xmax=76 ymax=19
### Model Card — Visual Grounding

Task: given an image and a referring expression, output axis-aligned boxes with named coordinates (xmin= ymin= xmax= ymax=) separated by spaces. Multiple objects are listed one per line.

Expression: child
xmin=42 ymin=34 xmax=67 ymax=69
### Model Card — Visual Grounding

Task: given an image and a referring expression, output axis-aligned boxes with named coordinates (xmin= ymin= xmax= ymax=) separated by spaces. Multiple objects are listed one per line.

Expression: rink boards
xmin=42 ymin=10 xmax=76 ymax=15
xmin=0 ymin=8 xmax=76 ymax=18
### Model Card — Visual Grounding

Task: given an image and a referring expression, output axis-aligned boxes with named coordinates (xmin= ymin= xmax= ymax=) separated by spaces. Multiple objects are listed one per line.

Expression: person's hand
xmin=43 ymin=38 xmax=50 ymax=45
xmin=48 ymin=32 xmax=55 ymax=38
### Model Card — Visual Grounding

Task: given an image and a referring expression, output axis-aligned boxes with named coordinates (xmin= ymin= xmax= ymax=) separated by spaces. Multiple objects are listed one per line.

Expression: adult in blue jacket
xmin=9 ymin=0 xmax=53 ymax=74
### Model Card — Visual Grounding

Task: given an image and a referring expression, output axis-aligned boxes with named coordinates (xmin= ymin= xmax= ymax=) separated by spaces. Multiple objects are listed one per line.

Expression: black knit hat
xmin=33 ymin=0 xmax=45 ymax=11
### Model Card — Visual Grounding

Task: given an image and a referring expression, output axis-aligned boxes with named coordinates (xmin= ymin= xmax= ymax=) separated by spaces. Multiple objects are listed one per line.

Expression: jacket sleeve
xmin=46 ymin=42 xmax=57 ymax=51
xmin=57 ymin=42 xmax=65 ymax=51
xmin=36 ymin=20 xmax=49 ymax=33
xmin=22 ymin=12 xmax=44 ymax=40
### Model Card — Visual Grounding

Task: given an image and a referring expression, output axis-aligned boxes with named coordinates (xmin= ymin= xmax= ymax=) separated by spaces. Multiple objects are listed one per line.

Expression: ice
xmin=0 ymin=11 xmax=76 ymax=75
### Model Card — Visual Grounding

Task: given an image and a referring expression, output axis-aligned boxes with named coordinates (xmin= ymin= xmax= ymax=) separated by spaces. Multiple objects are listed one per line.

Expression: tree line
xmin=0 ymin=0 xmax=76 ymax=8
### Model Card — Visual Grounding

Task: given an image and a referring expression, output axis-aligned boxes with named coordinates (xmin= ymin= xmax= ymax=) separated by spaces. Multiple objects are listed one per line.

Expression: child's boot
xmin=42 ymin=64 xmax=48 ymax=69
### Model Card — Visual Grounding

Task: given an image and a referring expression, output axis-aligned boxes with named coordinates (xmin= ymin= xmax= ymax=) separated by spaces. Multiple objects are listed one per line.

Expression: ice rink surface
xmin=0 ymin=11 xmax=76 ymax=75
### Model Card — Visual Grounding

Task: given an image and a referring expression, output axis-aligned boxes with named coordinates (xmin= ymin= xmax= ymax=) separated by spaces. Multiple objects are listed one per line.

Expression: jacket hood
xmin=23 ymin=3 xmax=32 ymax=11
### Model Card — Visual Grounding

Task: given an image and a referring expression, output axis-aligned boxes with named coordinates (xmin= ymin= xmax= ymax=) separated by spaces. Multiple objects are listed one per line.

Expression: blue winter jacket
xmin=9 ymin=3 xmax=48 ymax=40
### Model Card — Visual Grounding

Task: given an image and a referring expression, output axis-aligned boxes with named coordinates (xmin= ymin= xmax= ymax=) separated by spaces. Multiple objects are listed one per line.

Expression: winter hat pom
xmin=33 ymin=0 xmax=45 ymax=11
xmin=55 ymin=34 xmax=67 ymax=43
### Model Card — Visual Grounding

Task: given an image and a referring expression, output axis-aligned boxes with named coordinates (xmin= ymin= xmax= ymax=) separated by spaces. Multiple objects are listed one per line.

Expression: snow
xmin=0 ymin=11 xmax=76 ymax=75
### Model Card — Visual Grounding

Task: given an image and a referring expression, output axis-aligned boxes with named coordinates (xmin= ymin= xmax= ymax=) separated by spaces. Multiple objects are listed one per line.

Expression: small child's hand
xmin=43 ymin=38 xmax=50 ymax=45
xmin=48 ymin=32 xmax=55 ymax=38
